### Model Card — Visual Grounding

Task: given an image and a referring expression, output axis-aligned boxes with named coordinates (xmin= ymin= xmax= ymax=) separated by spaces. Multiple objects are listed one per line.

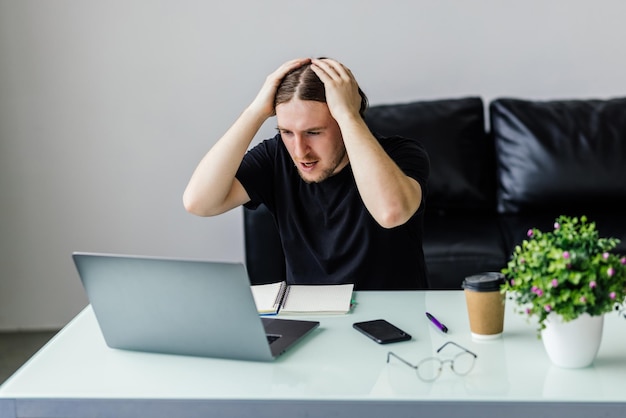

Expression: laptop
xmin=72 ymin=252 xmax=319 ymax=362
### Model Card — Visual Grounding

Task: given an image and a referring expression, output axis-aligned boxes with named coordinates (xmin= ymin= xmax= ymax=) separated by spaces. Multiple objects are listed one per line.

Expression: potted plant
xmin=501 ymin=215 xmax=626 ymax=368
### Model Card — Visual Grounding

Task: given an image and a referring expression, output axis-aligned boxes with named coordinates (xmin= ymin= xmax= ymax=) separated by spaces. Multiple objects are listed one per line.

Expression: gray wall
xmin=1 ymin=0 xmax=625 ymax=330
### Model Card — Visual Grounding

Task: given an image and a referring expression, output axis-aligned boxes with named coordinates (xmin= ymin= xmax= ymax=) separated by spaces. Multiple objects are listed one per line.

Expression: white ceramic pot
xmin=540 ymin=312 xmax=604 ymax=368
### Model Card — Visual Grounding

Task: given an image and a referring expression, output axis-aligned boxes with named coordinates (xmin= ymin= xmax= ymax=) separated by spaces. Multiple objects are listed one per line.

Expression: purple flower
xmin=610 ymin=292 xmax=617 ymax=300
xmin=510 ymin=279 xmax=515 ymax=286
xmin=603 ymin=252 xmax=610 ymax=260
xmin=527 ymin=229 xmax=534 ymax=238
xmin=563 ymin=251 xmax=570 ymax=260
xmin=608 ymin=267 xmax=615 ymax=277
xmin=525 ymin=307 xmax=532 ymax=315
xmin=621 ymin=257 xmax=626 ymax=265
xmin=590 ymin=281 xmax=597 ymax=289
xmin=580 ymin=296 xmax=587 ymax=303
xmin=554 ymin=222 xmax=560 ymax=230
xmin=545 ymin=305 xmax=552 ymax=312
xmin=551 ymin=279 xmax=559 ymax=288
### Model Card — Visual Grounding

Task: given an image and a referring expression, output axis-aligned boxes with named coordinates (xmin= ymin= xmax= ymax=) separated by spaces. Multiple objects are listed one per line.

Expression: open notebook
xmin=251 ymin=282 xmax=354 ymax=315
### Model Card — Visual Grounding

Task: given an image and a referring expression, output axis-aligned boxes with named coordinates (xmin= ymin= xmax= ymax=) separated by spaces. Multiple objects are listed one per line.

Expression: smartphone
xmin=353 ymin=319 xmax=412 ymax=344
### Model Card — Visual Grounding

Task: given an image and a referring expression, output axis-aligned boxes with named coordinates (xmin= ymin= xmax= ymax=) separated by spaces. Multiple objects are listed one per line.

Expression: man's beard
xmin=296 ymin=148 xmax=348 ymax=184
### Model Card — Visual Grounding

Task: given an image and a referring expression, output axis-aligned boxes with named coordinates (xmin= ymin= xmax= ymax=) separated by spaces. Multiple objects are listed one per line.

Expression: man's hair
xmin=274 ymin=60 xmax=368 ymax=117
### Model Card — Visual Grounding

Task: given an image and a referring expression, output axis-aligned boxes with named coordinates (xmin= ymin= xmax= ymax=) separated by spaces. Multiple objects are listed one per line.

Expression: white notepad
xmin=251 ymin=282 xmax=354 ymax=315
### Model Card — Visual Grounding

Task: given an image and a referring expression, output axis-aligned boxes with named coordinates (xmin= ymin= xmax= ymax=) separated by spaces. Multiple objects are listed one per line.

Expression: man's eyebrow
xmin=276 ymin=126 xmax=327 ymax=131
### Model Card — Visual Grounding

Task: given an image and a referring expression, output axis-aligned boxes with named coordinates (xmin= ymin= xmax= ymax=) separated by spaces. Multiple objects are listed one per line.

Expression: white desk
xmin=1 ymin=290 xmax=626 ymax=418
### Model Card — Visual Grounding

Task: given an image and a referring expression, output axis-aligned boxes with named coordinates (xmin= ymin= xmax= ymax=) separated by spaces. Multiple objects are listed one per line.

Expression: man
xmin=184 ymin=57 xmax=429 ymax=289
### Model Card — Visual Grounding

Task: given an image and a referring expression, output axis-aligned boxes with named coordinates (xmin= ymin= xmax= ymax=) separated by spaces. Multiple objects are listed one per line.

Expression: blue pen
xmin=426 ymin=312 xmax=449 ymax=333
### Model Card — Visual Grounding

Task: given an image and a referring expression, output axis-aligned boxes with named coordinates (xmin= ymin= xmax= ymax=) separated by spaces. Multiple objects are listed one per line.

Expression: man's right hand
xmin=248 ymin=58 xmax=311 ymax=118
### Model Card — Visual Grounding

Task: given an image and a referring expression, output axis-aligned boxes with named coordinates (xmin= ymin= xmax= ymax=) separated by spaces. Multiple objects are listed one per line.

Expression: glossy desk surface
xmin=1 ymin=290 xmax=626 ymax=418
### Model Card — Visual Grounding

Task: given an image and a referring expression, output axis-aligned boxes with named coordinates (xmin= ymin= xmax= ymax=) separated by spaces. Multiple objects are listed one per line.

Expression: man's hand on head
xmin=310 ymin=58 xmax=363 ymax=123
xmin=249 ymin=58 xmax=311 ymax=119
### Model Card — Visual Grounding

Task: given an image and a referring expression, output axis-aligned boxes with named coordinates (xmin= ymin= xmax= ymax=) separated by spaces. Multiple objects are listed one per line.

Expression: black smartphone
xmin=353 ymin=319 xmax=412 ymax=344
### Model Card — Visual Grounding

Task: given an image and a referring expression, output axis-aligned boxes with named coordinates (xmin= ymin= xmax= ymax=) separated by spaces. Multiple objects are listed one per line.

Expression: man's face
xmin=276 ymin=99 xmax=349 ymax=184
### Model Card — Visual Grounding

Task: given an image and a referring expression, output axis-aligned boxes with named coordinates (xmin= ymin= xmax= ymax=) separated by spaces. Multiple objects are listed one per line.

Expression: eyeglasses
xmin=387 ymin=341 xmax=478 ymax=382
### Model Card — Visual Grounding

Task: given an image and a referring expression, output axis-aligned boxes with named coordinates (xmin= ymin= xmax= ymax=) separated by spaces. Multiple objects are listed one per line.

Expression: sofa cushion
xmin=364 ymin=97 xmax=495 ymax=213
xmin=423 ymin=212 xmax=508 ymax=290
xmin=491 ymin=97 xmax=626 ymax=214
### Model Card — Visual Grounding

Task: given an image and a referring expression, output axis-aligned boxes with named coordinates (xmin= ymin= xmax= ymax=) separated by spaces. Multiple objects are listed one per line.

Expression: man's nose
xmin=293 ymin=135 xmax=309 ymax=158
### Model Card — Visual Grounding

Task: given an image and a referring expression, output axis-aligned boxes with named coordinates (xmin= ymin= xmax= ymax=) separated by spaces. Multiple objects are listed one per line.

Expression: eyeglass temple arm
xmin=386 ymin=352 xmax=419 ymax=369
xmin=436 ymin=341 xmax=478 ymax=358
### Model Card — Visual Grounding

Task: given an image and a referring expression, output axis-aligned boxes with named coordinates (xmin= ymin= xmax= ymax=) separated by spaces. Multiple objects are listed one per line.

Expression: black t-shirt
xmin=236 ymin=133 xmax=429 ymax=290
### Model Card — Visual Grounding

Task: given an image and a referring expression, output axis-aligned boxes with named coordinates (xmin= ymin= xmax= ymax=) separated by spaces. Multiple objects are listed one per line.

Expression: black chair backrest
xmin=243 ymin=205 xmax=286 ymax=285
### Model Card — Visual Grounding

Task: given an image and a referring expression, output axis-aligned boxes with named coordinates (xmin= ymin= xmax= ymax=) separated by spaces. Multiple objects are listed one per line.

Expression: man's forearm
xmin=183 ymin=108 xmax=267 ymax=216
xmin=339 ymin=117 xmax=422 ymax=228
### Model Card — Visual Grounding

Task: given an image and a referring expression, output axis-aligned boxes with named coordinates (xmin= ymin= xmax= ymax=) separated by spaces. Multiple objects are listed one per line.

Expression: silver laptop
xmin=72 ymin=252 xmax=319 ymax=362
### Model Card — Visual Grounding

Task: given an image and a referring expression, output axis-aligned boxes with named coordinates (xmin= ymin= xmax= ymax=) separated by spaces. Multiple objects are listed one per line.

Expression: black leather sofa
xmin=244 ymin=96 xmax=626 ymax=289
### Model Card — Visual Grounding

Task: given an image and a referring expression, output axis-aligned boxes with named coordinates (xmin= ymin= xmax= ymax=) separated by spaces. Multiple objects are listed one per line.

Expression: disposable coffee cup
xmin=462 ymin=272 xmax=506 ymax=341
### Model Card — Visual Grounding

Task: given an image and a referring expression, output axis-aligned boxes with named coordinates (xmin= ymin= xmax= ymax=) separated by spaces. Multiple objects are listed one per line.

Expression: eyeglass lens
xmin=416 ymin=351 xmax=476 ymax=381
xmin=450 ymin=351 xmax=475 ymax=375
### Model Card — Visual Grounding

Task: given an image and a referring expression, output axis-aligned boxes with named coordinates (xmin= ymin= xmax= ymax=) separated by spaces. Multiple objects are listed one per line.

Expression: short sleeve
xmin=236 ymin=136 xmax=280 ymax=210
